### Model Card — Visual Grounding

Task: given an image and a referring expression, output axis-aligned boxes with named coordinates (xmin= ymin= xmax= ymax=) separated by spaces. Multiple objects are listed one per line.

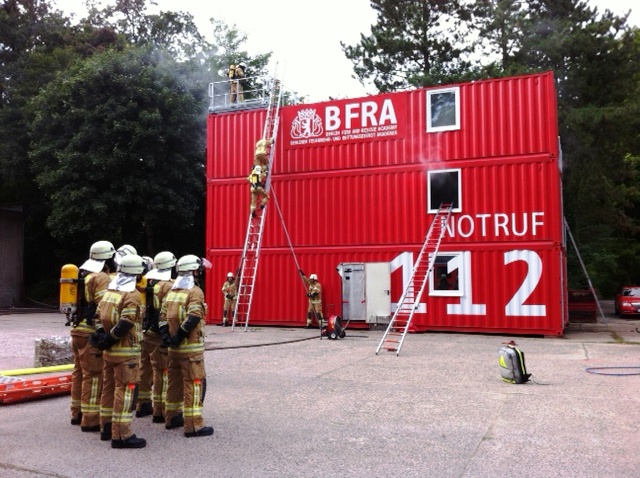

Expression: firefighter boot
xmin=100 ymin=422 xmax=112 ymax=441
xmin=165 ymin=413 xmax=184 ymax=429
xmin=136 ymin=401 xmax=153 ymax=418
xmin=71 ymin=412 xmax=82 ymax=426
xmin=185 ymin=426 xmax=214 ymax=438
xmin=306 ymin=312 xmax=313 ymax=328
xmin=153 ymin=414 xmax=165 ymax=424
xmin=111 ymin=434 xmax=147 ymax=449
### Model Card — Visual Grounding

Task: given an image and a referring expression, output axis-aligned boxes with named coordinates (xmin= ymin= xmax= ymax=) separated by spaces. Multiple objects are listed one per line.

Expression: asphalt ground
xmin=1 ymin=303 xmax=639 ymax=478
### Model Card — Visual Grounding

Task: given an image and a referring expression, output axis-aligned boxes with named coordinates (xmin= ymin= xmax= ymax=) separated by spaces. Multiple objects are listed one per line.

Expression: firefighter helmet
xmin=310 ymin=274 xmax=318 ymax=281
xmin=227 ymin=272 xmax=234 ymax=279
xmin=89 ymin=240 xmax=116 ymax=260
xmin=141 ymin=256 xmax=154 ymax=274
xmin=117 ymin=244 xmax=137 ymax=256
xmin=176 ymin=254 xmax=202 ymax=273
xmin=154 ymin=251 xmax=177 ymax=271
xmin=254 ymin=165 xmax=262 ymax=174
xmin=118 ymin=254 xmax=145 ymax=275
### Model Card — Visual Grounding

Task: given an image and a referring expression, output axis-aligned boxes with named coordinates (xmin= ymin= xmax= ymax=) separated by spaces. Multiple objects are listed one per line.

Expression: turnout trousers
xmin=100 ymin=357 xmax=140 ymax=440
xmin=71 ymin=334 xmax=103 ymax=428
xmin=165 ymin=354 xmax=206 ymax=434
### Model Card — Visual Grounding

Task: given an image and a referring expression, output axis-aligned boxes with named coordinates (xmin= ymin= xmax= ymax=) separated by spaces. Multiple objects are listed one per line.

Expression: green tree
xmin=28 ymin=46 xmax=206 ymax=256
xmin=341 ymin=0 xmax=476 ymax=91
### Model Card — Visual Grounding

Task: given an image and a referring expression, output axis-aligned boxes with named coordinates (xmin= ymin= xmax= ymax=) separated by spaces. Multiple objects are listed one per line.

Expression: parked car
xmin=614 ymin=286 xmax=640 ymax=317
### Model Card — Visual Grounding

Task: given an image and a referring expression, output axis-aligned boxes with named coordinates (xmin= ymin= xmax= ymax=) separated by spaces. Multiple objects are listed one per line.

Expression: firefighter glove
xmin=226 ymin=294 xmax=233 ymax=300
xmin=89 ymin=330 xmax=117 ymax=350
xmin=159 ymin=324 xmax=171 ymax=348
xmin=168 ymin=326 xmax=189 ymax=348
xmin=89 ymin=329 xmax=107 ymax=348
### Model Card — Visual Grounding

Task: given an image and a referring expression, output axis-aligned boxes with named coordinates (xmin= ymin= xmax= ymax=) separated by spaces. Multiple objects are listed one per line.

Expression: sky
xmin=54 ymin=0 xmax=639 ymax=103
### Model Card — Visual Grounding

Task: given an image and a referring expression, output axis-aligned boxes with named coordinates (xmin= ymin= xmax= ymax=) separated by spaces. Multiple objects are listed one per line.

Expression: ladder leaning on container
xmin=376 ymin=203 xmax=453 ymax=356
xmin=232 ymin=74 xmax=284 ymax=331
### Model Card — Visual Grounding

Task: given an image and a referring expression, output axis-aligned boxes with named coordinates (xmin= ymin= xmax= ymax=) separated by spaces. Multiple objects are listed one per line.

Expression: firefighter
xmin=221 ymin=272 xmax=237 ymax=327
xmin=91 ymin=254 xmax=146 ymax=449
xmin=254 ymin=137 xmax=273 ymax=168
xmin=228 ymin=63 xmax=245 ymax=104
xmin=248 ymin=164 xmax=269 ymax=217
xmin=115 ymin=244 xmax=137 ymax=265
xmin=136 ymin=251 xmax=176 ymax=422
xmin=300 ymin=271 xmax=323 ymax=328
xmin=160 ymin=254 xmax=214 ymax=438
xmin=70 ymin=240 xmax=116 ymax=432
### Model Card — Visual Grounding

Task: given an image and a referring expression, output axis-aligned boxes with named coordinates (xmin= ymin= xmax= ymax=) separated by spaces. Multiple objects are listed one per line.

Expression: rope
xmin=585 ymin=366 xmax=640 ymax=376
xmin=270 ymin=185 xmax=306 ymax=291
xmin=271 ymin=184 xmax=323 ymax=337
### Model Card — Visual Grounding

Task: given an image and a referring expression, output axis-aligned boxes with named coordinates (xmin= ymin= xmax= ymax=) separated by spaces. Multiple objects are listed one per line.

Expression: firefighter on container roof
xmin=300 ymin=270 xmax=323 ymax=328
xmin=90 ymin=254 xmax=146 ymax=448
xmin=228 ymin=63 xmax=245 ymax=104
xmin=136 ymin=251 xmax=177 ymax=423
xmin=160 ymin=255 xmax=213 ymax=438
xmin=221 ymin=272 xmax=237 ymax=327
xmin=70 ymin=240 xmax=116 ymax=432
xmin=248 ymin=164 xmax=269 ymax=218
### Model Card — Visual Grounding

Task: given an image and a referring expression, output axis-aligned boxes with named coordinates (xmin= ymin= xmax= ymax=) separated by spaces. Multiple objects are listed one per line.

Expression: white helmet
xmin=141 ymin=256 xmax=154 ymax=273
xmin=310 ymin=274 xmax=318 ymax=281
xmin=89 ymin=240 xmax=116 ymax=260
xmin=254 ymin=165 xmax=262 ymax=174
xmin=227 ymin=272 xmax=234 ymax=279
xmin=154 ymin=251 xmax=177 ymax=271
xmin=117 ymin=244 xmax=137 ymax=256
xmin=118 ymin=254 xmax=145 ymax=275
xmin=115 ymin=244 xmax=137 ymax=265
xmin=176 ymin=254 xmax=202 ymax=273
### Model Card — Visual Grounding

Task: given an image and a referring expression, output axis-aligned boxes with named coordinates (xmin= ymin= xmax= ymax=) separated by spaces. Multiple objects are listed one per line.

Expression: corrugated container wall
xmin=206 ymin=71 xmax=567 ymax=335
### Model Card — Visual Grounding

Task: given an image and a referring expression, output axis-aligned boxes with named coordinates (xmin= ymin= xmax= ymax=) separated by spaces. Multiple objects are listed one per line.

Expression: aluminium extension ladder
xmin=232 ymin=74 xmax=284 ymax=331
xmin=376 ymin=203 xmax=453 ymax=355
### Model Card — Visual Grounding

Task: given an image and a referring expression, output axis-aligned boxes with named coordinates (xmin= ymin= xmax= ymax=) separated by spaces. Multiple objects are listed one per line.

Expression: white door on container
xmin=340 ymin=263 xmax=365 ymax=321
xmin=365 ymin=262 xmax=391 ymax=322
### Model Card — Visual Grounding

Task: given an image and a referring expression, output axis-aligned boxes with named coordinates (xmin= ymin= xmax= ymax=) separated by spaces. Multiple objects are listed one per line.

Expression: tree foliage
xmin=342 ymin=0 xmax=476 ymax=91
xmin=0 ymin=0 xmax=273 ymax=299
xmin=29 ymin=46 xmax=205 ymax=255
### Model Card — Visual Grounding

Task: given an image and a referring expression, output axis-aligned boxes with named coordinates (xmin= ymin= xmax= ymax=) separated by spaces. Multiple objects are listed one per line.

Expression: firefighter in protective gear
xmin=228 ymin=63 xmax=245 ymax=104
xmin=70 ymin=240 xmax=116 ymax=432
xmin=254 ymin=137 xmax=273 ymax=168
xmin=300 ymin=271 xmax=323 ymax=328
xmin=136 ymin=251 xmax=176 ymax=422
xmin=248 ymin=164 xmax=269 ymax=217
xmin=91 ymin=254 xmax=146 ymax=449
xmin=115 ymin=244 xmax=137 ymax=265
xmin=221 ymin=272 xmax=237 ymax=327
xmin=160 ymin=254 xmax=213 ymax=438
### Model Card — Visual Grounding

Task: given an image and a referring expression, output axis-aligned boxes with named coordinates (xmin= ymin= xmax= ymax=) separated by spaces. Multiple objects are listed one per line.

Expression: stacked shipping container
xmin=206 ymin=71 xmax=567 ymax=335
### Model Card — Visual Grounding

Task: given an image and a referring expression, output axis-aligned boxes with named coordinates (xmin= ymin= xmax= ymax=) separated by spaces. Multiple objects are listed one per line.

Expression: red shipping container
xmin=205 ymin=71 xmax=567 ymax=335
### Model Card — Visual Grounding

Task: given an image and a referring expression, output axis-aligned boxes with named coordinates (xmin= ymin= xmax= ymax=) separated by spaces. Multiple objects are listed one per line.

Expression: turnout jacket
xmin=97 ymin=289 xmax=143 ymax=363
xmin=160 ymin=285 xmax=206 ymax=358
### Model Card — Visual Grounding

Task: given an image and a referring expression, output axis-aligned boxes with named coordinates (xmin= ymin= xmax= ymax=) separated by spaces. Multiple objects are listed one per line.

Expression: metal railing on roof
xmin=208 ymin=74 xmax=297 ymax=113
